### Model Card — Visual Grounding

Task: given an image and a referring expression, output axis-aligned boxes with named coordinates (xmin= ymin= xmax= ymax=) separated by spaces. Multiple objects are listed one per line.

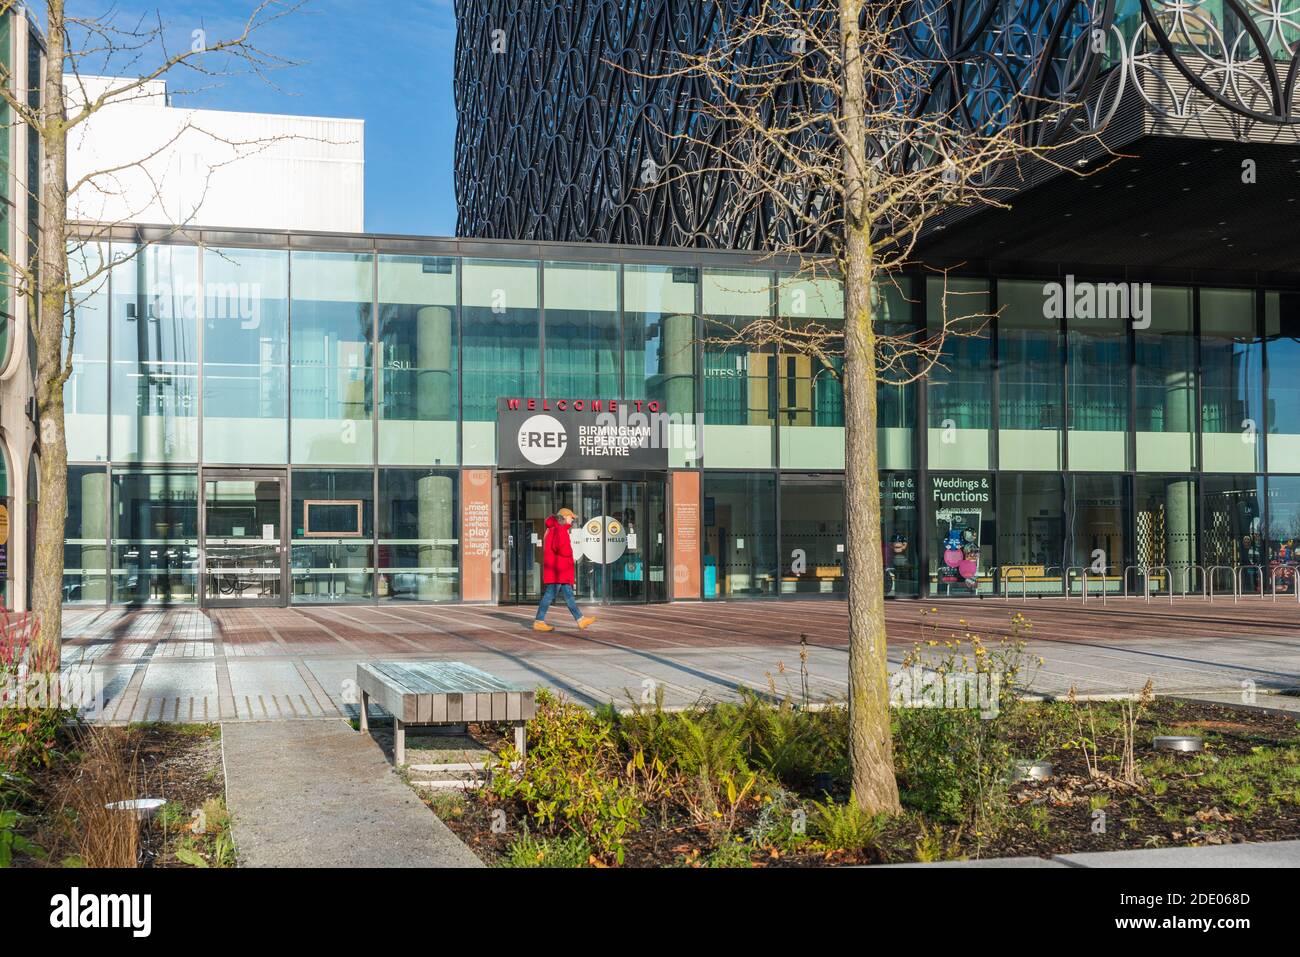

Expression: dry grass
xmin=54 ymin=726 xmax=148 ymax=867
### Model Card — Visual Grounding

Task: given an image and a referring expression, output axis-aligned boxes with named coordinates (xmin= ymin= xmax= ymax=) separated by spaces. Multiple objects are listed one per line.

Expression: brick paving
xmin=59 ymin=597 xmax=1300 ymax=723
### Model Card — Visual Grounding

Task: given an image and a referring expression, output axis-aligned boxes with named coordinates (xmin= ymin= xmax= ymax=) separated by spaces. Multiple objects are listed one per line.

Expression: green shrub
xmin=499 ymin=830 xmax=591 ymax=868
xmin=490 ymin=690 xmax=642 ymax=864
xmin=704 ymin=835 xmax=754 ymax=868
xmin=891 ymin=631 xmax=1032 ymax=827
xmin=0 ymin=809 xmax=44 ymax=866
xmin=809 ymin=794 xmax=886 ymax=852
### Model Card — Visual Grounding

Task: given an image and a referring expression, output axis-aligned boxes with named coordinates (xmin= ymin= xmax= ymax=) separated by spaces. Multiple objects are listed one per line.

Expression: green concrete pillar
xmin=1165 ymin=478 xmax=1195 ymax=594
xmin=418 ymin=472 xmax=454 ymax=601
xmin=417 ymin=306 xmax=454 ymax=420
xmin=81 ymin=470 xmax=108 ymax=600
xmin=1164 ymin=369 xmax=1194 ymax=433
xmin=663 ymin=311 xmax=694 ymax=414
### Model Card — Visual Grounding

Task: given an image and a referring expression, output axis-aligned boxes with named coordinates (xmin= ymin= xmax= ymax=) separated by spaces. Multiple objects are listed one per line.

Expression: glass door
xmin=501 ymin=477 xmax=669 ymax=605
xmin=504 ymin=479 xmax=551 ymax=603
xmin=556 ymin=482 xmax=606 ymax=605
xmin=607 ymin=481 xmax=645 ymax=603
xmin=202 ymin=472 xmax=287 ymax=606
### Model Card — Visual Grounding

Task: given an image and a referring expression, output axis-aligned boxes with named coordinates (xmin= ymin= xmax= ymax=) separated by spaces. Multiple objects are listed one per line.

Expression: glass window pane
xmin=702 ymin=269 xmax=774 ymax=468
xmin=544 ymin=261 xmax=618 ymax=397
xmin=1136 ymin=287 xmax=1195 ymax=471
xmin=111 ymin=245 xmax=199 ymax=462
xmin=997 ymin=473 xmax=1064 ymax=595
xmin=1201 ymin=289 xmax=1262 ymax=472
xmin=1203 ymin=475 xmax=1265 ymax=595
xmin=780 ymin=478 xmax=844 ymax=595
xmin=203 ymin=247 xmax=288 ymax=464
xmin=462 ymin=259 xmax=540 ymax=465
xmin=1067 ymin=474 xmax=1130 ymax=594
xmin=1265 ymin=478 xmax=1300 ymax=591
xmin=111 ymin=469 xmax=199 ymax=604
xmin=881 ymin=472 xmax=919 ymax=596
xmin=1265 ymin=292 xmax=1300 ymax=471
xmin=928 ymin=472 xmax=994 ymax=596
xmin=702 ymin=472 xmax=777 ymax=598
xmin=926 ymin=278 xmax=991 ymax=470
xmin=291 ymin=469 xmax=373 ymax=602
xmin=290 ymin=251 xmax=374 ymax=465
xmin=1068 ymin=303 xmax=1130 ymax=470
xmin=876 ymin=278 xmax=917 ymax=471
xmin=624 ymin=265 xmax=698 ymax=467
xmin=66 ymin=242 xmax=110 ymax=462
xmin=1134 ymin=474 xmax=1198 ymax=595
xmin=777 ymin=273 xmax=845 ymax=470
xmin=998 ymin=280 xmax=1062 ymax=470
xmin=64 ymin=466 xmax=109 ymax=604
xmin=378 ymin=468 xmax=458 ymax=601
xmin=378 ymin=255 xmax=458 ymax=465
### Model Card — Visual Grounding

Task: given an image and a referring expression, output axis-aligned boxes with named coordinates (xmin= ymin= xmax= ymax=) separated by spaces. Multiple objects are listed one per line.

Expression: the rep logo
xmin=517 ymin=414 xmax=567 ymax=466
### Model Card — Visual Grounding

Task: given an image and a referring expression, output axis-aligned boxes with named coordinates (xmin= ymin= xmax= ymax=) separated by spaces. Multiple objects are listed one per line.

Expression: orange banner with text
xmin=671 ymin=471 xmax=701 ymax=600
xmin=461 ymin=469 xmax=494 ymax=601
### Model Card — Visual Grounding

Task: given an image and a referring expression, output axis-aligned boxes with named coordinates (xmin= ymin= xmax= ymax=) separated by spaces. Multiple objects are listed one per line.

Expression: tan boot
xmin=578 ymin=616 xmax=597 ymax=630
xmin=533 ymin=620 xmax=555 ymax=632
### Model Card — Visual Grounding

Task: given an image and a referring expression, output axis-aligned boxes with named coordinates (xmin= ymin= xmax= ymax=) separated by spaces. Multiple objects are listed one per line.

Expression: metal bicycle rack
xmin=1182 ymin=564 xmax=1207 ymax=599
xmin=1001 ymin=567 xmax=1029 ymax=600
xmin=1270 ymin=563 xmax=1300 ymax=603
xmin=1080 ymin=570 xmax=1108 ymax=605
xmin=1206 ymin=565 xmax=1236 ymax=603
xmin=1143 ymin=565 xmax=1175 ymax=604
xmin=1236 ymin=565 xmax=1266 ymax=602
xmin=1123 ymin=565 xmax=1146 ymax=600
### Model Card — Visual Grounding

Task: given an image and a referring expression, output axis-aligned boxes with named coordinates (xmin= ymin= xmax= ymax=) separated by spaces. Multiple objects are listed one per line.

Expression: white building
xmin=66 ymin=75 xmax=364 ymax=232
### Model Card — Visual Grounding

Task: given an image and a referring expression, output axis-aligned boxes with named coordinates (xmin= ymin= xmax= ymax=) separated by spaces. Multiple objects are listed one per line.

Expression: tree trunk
xmin=840 ymin=0 xmax=901 ymax=814
xmin=29 ymin=0 xmax=70 ymax=673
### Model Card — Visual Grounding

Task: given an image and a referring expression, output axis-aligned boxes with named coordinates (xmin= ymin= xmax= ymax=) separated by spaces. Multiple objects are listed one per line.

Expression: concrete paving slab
xmin=1053 ymin=839 xmax=1300 ymax=868
xmin=881 ymin=856 xmax=1071 ymax=868
xmin=222 ymin=719 xmax=482 ymax=868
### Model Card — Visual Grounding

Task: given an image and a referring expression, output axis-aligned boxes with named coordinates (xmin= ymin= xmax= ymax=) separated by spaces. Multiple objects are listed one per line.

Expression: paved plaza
xmin=58 ymin=598 xmax=1300 ymax=723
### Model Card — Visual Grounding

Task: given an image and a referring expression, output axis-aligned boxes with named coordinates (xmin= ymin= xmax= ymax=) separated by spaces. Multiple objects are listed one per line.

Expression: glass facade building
xmin=50 ymin=227 xmax=1300 ymax=607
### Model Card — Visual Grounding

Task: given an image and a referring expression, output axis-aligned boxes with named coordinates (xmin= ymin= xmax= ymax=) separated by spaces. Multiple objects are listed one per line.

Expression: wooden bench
xmin=356 ymin=661 xmax=536 ymax=768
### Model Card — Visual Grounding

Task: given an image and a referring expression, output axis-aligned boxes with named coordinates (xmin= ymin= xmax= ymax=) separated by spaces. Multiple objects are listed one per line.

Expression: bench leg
xmin=394 ymin=719 xmax=406 ymax=766
xmin=359 ymin=690 xmax=369 ymax=732
xmin=514 ymin=722 xmax=526 ymax=760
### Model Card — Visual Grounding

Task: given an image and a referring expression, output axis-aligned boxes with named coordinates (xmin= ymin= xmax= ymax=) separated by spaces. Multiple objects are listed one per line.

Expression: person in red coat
xmin=534 ymin=507 xmax=597 ymax=632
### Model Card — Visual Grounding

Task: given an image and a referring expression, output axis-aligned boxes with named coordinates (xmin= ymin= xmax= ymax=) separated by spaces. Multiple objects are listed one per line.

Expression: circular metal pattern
xmin=454 ymin=0 xmax=1300 ymax=248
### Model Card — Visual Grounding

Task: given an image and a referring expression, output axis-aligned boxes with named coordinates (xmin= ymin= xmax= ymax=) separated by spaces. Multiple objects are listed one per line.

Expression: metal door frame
xmin=498 ymin=471 xmax=666 ymax=606
xmin=199 ymin=467 xmax=289 ymax=609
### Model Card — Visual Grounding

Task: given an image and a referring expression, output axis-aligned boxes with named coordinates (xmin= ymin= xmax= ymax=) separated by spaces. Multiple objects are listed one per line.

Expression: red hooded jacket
xmin=542 ymin=516 xmax=576 ymax=585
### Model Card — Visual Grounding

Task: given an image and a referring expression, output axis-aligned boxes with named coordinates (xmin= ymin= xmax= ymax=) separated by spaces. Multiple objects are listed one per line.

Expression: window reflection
xmin=110 ymin=245 xmax=199 ymax=462
xmin=378 ymin=256 xmax=458 ymax=465
xmin=290 ymin=252 xmax=374 ymax=465
xmin=204 ymin=247 xmax=289 ymax=463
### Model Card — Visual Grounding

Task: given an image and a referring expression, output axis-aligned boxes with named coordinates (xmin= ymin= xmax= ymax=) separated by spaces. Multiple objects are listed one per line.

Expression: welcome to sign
xmin=496 ymin=398 xmax=669 ymax=469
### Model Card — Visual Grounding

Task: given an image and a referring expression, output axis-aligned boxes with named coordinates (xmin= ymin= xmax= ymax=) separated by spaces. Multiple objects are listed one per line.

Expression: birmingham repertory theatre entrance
xmin=501 ymin=475 xmax=668 ymax=605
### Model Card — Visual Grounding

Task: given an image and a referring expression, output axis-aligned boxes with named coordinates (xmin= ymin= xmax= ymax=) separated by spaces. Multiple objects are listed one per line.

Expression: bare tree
xmin=0 ymin=0 xmax=311 ymax=670
xmin=646 ymin=0 xmax=1110 ymax=813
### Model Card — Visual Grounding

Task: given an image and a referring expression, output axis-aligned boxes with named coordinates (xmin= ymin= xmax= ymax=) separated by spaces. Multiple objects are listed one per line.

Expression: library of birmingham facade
xmin=28 ymin=1 xmax=1300 ymax=611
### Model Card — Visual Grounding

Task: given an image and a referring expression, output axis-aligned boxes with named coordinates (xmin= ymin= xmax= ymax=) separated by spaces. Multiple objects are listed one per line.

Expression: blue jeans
xmin=536 ymin=583 xmax=582 ymax=622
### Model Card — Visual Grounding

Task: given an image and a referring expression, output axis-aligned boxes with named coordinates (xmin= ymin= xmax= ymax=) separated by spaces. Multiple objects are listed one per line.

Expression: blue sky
xmin=69 ymin=0 xmax=460 ymax=235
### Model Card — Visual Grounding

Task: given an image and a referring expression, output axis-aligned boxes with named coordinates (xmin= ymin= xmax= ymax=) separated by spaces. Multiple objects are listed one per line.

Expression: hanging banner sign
xmin=496 ymin=398 xmax=669 ymax=469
